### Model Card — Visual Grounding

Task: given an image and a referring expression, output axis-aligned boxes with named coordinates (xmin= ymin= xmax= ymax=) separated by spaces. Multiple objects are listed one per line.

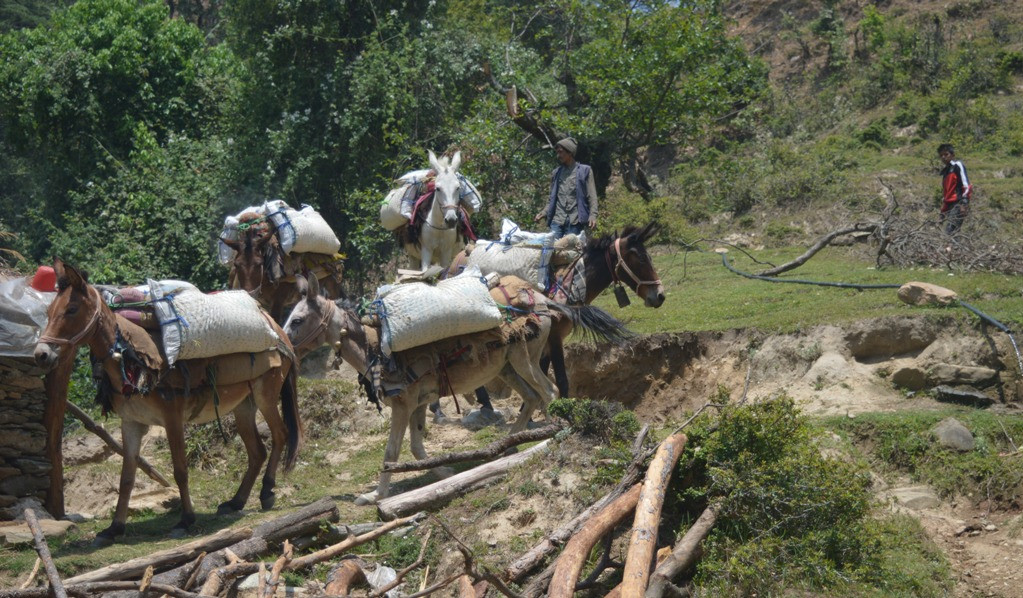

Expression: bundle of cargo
xmin=453 ymin=219 xmax=585 ymax=292
xmin=365 ymin=266 xmax=504 ymax=357
xmin=380 ymin=168 xmax=483 ymax=231
xmin=219 ymin=199 xmax=341 ymax=264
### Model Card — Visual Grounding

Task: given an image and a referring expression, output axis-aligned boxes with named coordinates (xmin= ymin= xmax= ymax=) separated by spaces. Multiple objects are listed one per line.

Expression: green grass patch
xmin=826 ymin=409 xmax=1023 ymax=505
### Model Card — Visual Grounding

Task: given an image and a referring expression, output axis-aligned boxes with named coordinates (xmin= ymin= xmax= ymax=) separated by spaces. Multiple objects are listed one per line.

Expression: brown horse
xmin=283 ymin=274 xmax=630 ymax=503
xmin=224 ymin=212 xmax=344 ymax=323
xmin=451 ymin=223 xmax=664 ymax=399
xmin=33 ymin=259 xmax=301 ymax=545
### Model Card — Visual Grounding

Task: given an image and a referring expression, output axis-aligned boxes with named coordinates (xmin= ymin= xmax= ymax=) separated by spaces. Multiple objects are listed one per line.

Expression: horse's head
xmin=613 ymin=222 xmax=666 ymax=308
xmin=34 ymin=258 xmax=103 ymax=371
xmin=224 ymin=231 xmax=272 ymax=294
xmin=428 ymin=150 xmax=462 ymax=229
xmin=284 ymin=274 xmax=346 ymax=359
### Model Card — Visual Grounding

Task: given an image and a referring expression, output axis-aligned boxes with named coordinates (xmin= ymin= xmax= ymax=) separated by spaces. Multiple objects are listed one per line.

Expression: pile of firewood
xmin=5 ymin=423 xmax=719 ymax=597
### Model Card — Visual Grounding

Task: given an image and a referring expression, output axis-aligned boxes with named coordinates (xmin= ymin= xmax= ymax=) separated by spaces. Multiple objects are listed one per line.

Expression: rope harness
xmin=38 ymin=287 xmax=103 ymax=347
xmin=290 ymin=299 xmax=337 ymax=353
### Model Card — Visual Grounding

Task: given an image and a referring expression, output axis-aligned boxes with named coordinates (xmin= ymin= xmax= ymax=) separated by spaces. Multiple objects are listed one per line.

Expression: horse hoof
xmin=169 ymin=527 xmax=189 ymax=539
xmin=91 ymin=534 xmax=115 ymax=548
xmin=354 ymin=492 xmax=379 ymax=506
xmin=217 ymin=501 xmax=241 ymax=516
xmin=260 ymin=495 xmax=276 ymax=511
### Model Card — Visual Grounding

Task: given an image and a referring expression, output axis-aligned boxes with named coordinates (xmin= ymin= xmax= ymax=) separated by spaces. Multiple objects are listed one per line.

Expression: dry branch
xmin=0 ymin=581 xmax=201 ymax=598
xmin=368 ymin=529 xmax=431 ymax=597
xmin=154 ymin=497 xmax=339 ymax=589
xmin=644 ymin=504 xmax=720 ymax=598
xmin=63 ymin=526 xmax=252 ymax=585
xmin=286 ymin=513 xmax=422 ymax=571
xmin=458 ymin=574 xmax=476 ymax=598
xmin=546 ymin=484 xmax=642 ymax=598
xmin=262 ymin=540 xmax=293 ymax=598
xmin=66 ymin=401 xmax=171 ymax=487
xmin=377 ymin=440 xmax=552 ymax=520
xmin=757 ymin=225 xmax=876 ymax=277
xmin=17 ymin=559 xmax=40 ymax=590
xmin=621 ymin=433 xmax=689 ymax=596
xmin=383 ymin=424 xmax=562 ymax=473
xmin=23 ymin=509 xmax=66 ymax=598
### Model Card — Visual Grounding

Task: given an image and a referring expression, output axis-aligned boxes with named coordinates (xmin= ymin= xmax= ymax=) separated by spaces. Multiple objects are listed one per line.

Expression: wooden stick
xmin=757 ymin=225 xmax=876 ymax=277
xmin=64 ymin=526 xmax=252 ymax=585
xmin=324 ymin=558 xmax=367 ymax=595
xmin=644 ymin=504 xmax=720 ymax=598
xmin=262 ymin=540 xmax=293 ymax=598
xmin=198 ymin=561 xmax=260 ymax=597
xmin=368 ymin=529 xmax=432 ymax=597
xmin=402 ymin=571 xmax=464 ymax=598
xmin=286 ymin=513 xmax=422 ymax=571
xmin=458 ymin=574 xmax=475 ymax=598
xmin=23 ymin=508 xmax=67 ymax=598
xmin=181 ymin=551 xmax=207 ymax=591
xmin=0 ymin=581 xmax=201 ymax=598
xmin=66 ymin=401 xmax=171 ymax=487
xmin=377 ymin=440 xmax=551 ymax=520
xmin=546 ymin=484 xmax=642 ymax=598
xmin=620 ymin=433 xmax=688 ymax=597
xmin=18 ymin=558 xmax=40 ymax=589
xmin=383 ymin=424 xmax=562 ymax=473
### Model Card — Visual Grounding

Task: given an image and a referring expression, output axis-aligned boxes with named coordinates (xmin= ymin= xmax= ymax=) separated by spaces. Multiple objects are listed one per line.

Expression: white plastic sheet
xmin=0 ymin=277 xmax=55 ymax=357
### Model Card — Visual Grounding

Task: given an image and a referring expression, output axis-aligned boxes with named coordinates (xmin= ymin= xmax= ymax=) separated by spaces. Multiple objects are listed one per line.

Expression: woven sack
xmin=149 ymin=283 xmax=279 ymax=365
xmin=380 ymin=184 xmax=412 ymax=231
xmin=287 ymin=206 xmax=341 ymax=255
xmin=218 ymin=203 xmax=272 ymax=265
xmin=466 ymin=242 xmax=549 ymax=291
xmin=375 ymin=266 xmax=503 ymax=356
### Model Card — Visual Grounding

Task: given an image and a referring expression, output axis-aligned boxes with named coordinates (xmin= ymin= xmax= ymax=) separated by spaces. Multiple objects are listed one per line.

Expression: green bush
xmin=548 ymin=398 xmax=639 ymax=445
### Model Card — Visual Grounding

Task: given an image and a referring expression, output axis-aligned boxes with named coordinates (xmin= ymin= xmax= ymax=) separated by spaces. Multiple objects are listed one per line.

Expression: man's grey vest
xmin=546 ymin=163 xmax=592 ymax=226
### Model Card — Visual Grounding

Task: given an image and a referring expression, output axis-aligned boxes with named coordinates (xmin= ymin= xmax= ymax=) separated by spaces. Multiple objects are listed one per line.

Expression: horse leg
xmin=356 ymin=400 xmax=410 ymax=505
xmin=94 ymin=419 xmax=148 ymax=547
xmin=505 ymin=341 xmax=558 ymax=434
xmin=253 ymin=376 xmax=289 ymax=510
xmin=547 ymin=333 xmax=570 ymax=399
xmin=217 ymin=396 xmax=266 ymax=515
xmin=163 ymin=411 xmax=196 ymax=536
xmin=411 ymin=401 xmax=454 ymax=479
xmin=419 ymin=245 xmax=434 ymax=272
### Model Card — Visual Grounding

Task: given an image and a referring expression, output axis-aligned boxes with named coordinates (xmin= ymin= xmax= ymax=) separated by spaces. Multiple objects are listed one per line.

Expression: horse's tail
xmin=547 ymin=303 xmax=634 ymax=345
xmin=281 ymin=364 xmax=302 ymax=473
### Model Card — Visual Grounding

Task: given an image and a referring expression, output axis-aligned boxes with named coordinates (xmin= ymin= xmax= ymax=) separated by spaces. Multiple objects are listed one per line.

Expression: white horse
xmin=402 ymin=150 xmax=467 ymax=272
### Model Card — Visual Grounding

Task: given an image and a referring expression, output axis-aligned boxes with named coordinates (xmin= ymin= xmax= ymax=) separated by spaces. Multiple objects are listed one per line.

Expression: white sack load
xmin=499 ymin=218 xmax=555 ymax=247
xmin=466 ymin=242 xmax=551 ymax=291
xmin=149 ymin=282 xmax=279 ymax=366
xmin=380 ymin=184 xmax=416 ymax=231
xmin=266 ymin=202 xmax=341 ymax=255
xmin=374 ymin=266 xmax=503 ymax=356
xmin=379 ymin=169 xmax=484 ymax=232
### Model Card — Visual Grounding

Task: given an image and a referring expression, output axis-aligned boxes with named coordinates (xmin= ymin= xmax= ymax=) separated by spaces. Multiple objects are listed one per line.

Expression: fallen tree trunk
xmin=383 ymin=425 xmax=562 ymax=473
xmin=377 ymin=439 xmax=551 ymax=520
xmin=546 ymin=484 xmax=642 ymax=598
xmin=66 ymin=401 xmax=171 ymax=488
xmin=153 ymin=497 xmax=339 ymax=589
xmin=644 ymin=504 xmax=720 ymax=598
xmin=621 ymin=433 xmax=688 ymax=597
xmin=0 ymin=581 xmax=200 ymax=598
xmin=63 ymin=526 xmax=252 ymax=586
xmin=24 ymin=508 xmax=66 ymax=598
xmin=757 ymin=225 xmax=876 ymax=277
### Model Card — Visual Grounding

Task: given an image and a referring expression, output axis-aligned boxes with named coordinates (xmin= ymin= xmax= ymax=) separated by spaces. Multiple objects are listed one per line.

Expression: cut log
xmin=383 ymin=425 xmax=562 ymax=473
xmin=154 ymin=497 xmax=339 ymax=589
xmin=64 ymin=526 xmax=252 ymax=585
xmin=644 ymin=504 xmax=720 ymax=598
xmin=458 ymin=574 xmax=475 ymax=598
xmin=0 ymin=581 xmax=200 ymax=598
xmin=324 ymin=558 xmax=367 ymax=595
xmin=621 ymin=433 xmax=688 ymax=596
xmin=23 ymin=508 xmax=67 ymax=598
xmin=377 ymin=440 xmax=551 ymax=520
xmin=66 ymin=401 xmax=171 ymax=487
xmin=546 ymin=484 xmax=642 ymax=598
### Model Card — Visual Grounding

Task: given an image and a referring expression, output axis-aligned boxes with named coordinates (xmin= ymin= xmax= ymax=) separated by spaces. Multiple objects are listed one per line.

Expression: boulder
xmin=890 ymin=485 xmax=941 ymax=510
xmin=845 ymin=317 xmax=937 ymax=359
xmin=928 ymin=363 xmax=999 ymax=387
xmin=897 ymin=282 xmax=958 ymax=307
xmin=891 ymin=366 xmax=927 ymax=390
xmin=931 ymin=417 xmax=975 ymax=452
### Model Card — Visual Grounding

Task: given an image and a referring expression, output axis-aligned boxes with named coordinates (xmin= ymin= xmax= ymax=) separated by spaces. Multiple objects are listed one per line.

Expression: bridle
xmin=607 ymin=237 xmax=661 ymax=293
xmin=290 ymin=298 xmax=337 ymax=353
xmin=38 ymin=287 xmax=103 ymax=347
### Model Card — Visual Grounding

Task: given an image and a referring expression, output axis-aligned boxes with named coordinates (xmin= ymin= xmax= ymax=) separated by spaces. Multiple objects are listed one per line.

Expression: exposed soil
xmin=58 ymin=315 xmax=1023 ymax=596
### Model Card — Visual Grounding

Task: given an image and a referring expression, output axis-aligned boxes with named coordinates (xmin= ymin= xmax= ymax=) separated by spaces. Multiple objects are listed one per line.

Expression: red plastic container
xmin=30 ymin=265 xmax=57 ymax=292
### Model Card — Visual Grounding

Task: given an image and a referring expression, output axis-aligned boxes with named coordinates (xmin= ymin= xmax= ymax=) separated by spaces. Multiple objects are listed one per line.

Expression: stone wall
xmin=0 ymin=356 xmax=50 ymax=519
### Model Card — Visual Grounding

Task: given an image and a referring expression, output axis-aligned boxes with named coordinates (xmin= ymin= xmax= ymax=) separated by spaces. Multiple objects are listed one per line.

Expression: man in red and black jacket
xmin=938 ymin=143 xmax=972 ymax=235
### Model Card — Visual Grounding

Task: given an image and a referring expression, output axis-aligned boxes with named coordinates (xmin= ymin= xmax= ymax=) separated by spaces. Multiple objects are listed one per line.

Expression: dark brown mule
xmin=544 ymin=222 xmax=664 ymax=396
xmin=224 ymin=213 xmax=344 ymax=324
xmin=33 ymin=260 xmax=302 ymax=545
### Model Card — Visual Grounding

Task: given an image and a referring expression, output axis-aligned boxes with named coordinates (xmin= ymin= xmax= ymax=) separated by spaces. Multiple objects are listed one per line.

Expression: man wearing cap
xmin=534 ymin=137 xmax=598 ymax=239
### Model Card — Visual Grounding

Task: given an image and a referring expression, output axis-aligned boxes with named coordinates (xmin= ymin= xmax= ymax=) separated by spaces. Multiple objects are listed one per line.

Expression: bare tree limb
xmin=17 ymin=559 xmax=40 ymax=590
xmin=368 ymin=529 xmax=432 ymax=597
xmin=756 ymin=224 xmax=877 ymax=277
xmin=383 ymin=424 xmax=562 ymax=473
xmin=66 ymin=401 xmax=171 ymax=487
xmin=23 ymin=509 xmax=66 ymax=598
xmin=644 ymin=504 xmax=720 ymax=598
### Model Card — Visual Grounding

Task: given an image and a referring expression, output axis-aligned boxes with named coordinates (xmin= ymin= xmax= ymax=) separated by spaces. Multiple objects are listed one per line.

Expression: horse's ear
xmin=307 ymin=273 xmax=320 ymax=300
xmin=56 ymin=259 xmax=88 ymax=291
xmin=641 ymin=221 xmax=661 ymax=242
xmin=450 ymin=151 xmax=461 ymax=171
xmin=428 ymin=150 xmax=441 ymax=172
xmin=295 ymin=273 xmax=309 ymax=299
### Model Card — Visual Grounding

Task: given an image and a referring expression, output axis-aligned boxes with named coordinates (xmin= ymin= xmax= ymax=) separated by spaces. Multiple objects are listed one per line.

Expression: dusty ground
xmin=57 ymin=315 xmax=1023 ymax=596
